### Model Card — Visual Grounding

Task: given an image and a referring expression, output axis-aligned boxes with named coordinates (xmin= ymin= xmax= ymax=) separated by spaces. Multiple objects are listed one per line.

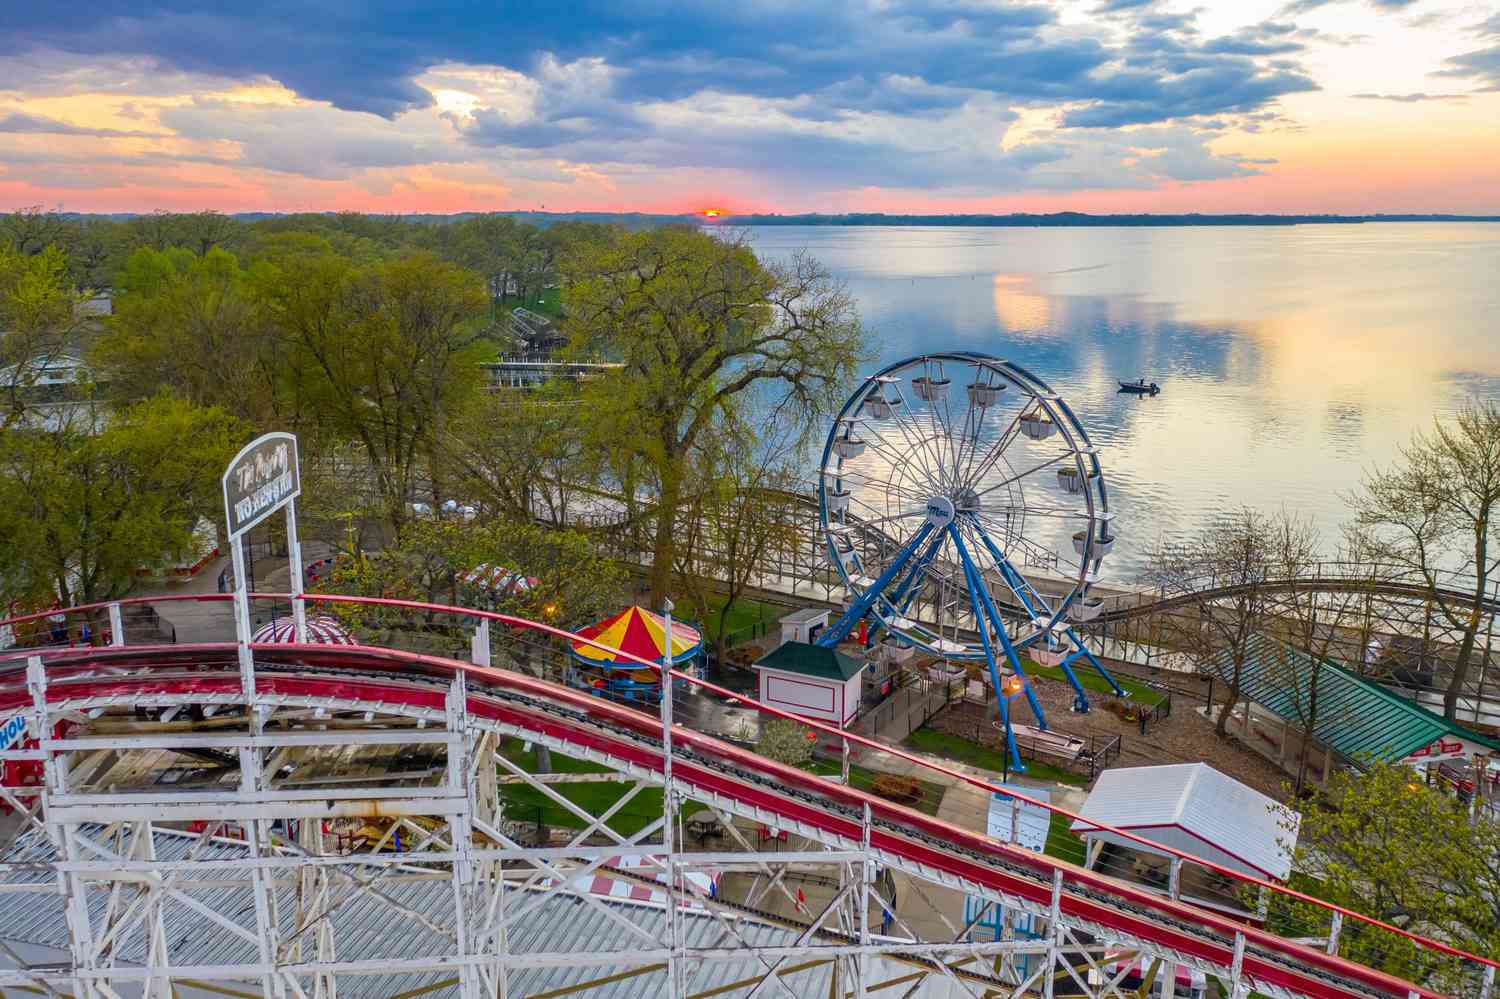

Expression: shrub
xmin=759 ymin=718 xmax=815 ymax=767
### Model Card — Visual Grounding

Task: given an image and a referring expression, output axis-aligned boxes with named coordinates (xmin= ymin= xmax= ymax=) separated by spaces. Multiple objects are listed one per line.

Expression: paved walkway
xmin=129 ymin=542 xmax=332 ymax=644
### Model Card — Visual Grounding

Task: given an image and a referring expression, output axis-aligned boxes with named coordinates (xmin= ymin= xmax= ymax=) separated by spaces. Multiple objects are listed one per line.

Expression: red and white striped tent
xmin=251 ymin=615 xmax=356 ymax=645
xmin=550 ymin=853 xmax=717 ymax=907
xmin=457 ymin=563 xmax=539 ymax=596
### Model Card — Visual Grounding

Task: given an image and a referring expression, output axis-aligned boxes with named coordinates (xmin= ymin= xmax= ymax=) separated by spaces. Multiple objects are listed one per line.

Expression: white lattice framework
xmin=0 ymin=597 xmax=1492 ymax=999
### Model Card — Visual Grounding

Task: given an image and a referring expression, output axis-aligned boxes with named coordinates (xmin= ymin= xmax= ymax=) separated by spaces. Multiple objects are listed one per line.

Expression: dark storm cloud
xmin=0 ymin=1 xmax=1314 ymax=133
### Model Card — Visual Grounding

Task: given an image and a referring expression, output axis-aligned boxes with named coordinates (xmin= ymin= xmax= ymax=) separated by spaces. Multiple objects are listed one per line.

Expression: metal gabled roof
xmin=1069 ymin=763 xmax=1296 ymax=880
xmin=1202 ymin=632 xmax=1500 ymax=766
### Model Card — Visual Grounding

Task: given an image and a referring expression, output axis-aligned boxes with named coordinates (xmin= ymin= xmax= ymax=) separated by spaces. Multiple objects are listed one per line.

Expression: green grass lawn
xmin=505 ymin=285 xmax=563 ymax=319
xmin=1045 ymin=812 xmax=1087 ymax=865
xmin=498 ymin=738 xmax=673 ymax=837
xmin=904 ymin=727 xmax=1088 ymax=787
xmin=1020 ymin=658 xmax=1166 ymax=708
xmin=806 ymin=759 xmax=947 ymax=816
xmin=699 ymin=596 xmax=782 ymax=643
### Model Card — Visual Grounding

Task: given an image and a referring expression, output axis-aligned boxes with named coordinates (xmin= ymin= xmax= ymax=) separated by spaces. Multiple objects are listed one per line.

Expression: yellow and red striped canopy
xmin=570 ymin=606 xmax=702 ymax=667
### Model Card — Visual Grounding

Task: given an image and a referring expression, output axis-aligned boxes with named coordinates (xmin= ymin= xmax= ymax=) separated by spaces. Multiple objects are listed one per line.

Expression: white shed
xmin=777 ymin=607 xmax=830 ymax=648
xmin=1069 ymin=763 xmax=1298 ymax=881
xmin=753 ymin=641 xmax=864 ymax=726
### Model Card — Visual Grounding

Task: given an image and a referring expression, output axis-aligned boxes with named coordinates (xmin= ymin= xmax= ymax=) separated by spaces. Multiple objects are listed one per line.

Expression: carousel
xmin=566 ymin=605 xmax=703 ymax=707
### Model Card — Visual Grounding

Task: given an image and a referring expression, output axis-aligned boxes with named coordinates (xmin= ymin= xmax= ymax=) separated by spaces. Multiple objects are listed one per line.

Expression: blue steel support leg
xmin=965 ymin=514 xmax=1123 ymax=699
xmin=954 ymin=534 xmax=1024 ymax=773
xmin=949 ymin=524 xmax=1050 ymax=732
xmin=1066 ymin=628 xmax=1125 ymax=696
xmin=818 ymin=521 xmax=936 ymax=648
xmin=1053 ymin=645 xmax=1092 ymax=713
xmin=965 ymin=514 xmax=1045 ymax=620
xmin=888 ymin=531 xmax=945 ymax=615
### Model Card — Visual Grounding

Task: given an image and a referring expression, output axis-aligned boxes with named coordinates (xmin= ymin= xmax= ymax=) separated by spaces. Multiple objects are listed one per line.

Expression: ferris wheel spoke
xmin=876 ymin=410 xmax=947 ymax=491
xmin=850 ymin=426 xmax=942 ymax=491
xmin=952 ymin=388 xmax=1003 ymax=488
xmin=970 ymin=450 xmax=1076 ymax=501
xmin=850 ymin=509 xmax=932 ymax=532
xmin=952 ymin=398 xmax=983 ymax=490
xmin=976 ymin=502 xmax=1091 ymax=521
xmin=898 ymin=416 xmax=956 ymax=491
xmin=933 ymin=385 xmax=960 ymax=486
xmin=960 ymin=404 xmax=1028 ymax=492
xmin=962 ymin=515 xmax=1057 ymax=622
xmin=842 ymin=478 xmax=935 ymax=515
xmin=920 ymin=372 xmax=955 ymax=484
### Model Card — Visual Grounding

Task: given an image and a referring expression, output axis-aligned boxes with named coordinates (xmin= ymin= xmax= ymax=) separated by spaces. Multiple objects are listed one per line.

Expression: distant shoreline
xmin=51 ymin=210 xmax=1500 ymax=227
xmin=723 ymin=212 xmax=1500 ymax=227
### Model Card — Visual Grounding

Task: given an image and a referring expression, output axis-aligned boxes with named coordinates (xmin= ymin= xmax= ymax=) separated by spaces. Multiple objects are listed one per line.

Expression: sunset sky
xmin=1 ymin=1 xmax=1497 ymax=215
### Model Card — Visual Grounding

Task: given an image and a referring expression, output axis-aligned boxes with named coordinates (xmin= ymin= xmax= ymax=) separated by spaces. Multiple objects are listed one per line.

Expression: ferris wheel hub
xmin=923 ymin=495 xmax=956 ymax=528
xmin=953 ymin=487 xmax=980 ymax=514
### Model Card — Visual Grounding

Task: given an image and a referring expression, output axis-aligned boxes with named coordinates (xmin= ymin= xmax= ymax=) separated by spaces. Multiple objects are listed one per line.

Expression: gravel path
xmin=932 ymin=674 xmax=1290 ymax=800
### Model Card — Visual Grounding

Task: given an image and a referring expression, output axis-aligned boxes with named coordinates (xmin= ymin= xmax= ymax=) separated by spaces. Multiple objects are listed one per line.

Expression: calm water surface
xmin=746 ymin=224 xmax=1500 ymax=582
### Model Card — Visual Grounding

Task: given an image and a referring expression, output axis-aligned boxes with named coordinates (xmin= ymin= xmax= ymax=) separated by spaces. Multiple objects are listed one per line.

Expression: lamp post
xmin=1000 ymin=673 xmax=1024 ymax=782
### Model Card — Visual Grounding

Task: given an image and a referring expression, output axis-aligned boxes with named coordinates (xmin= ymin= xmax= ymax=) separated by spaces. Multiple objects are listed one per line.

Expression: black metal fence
xmin=1083 ymin=734 xmax=1122 ymax=781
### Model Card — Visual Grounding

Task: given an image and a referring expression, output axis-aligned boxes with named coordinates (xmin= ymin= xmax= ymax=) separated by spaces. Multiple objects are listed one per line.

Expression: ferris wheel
xmin=815 ymin=352 xmax=1123 ymax=770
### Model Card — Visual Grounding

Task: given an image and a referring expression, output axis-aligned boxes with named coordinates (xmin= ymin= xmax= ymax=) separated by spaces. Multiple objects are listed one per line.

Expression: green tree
xmin=315 ymin=516 xmax=626 ymax=680
xmin=250 ymin=248 xmax=489 ymax=536
xmin=0 ymin=394 xmax=244 ymax=613
xmin=1275 ymin=762 xmax=1500 ymax=985
xmin=92 ymin=246 xmax=275 ymax=420
xmin=673 ymin=428 xmax=801 ymax=662
xmin=1349 ymin=401 xmax=1500 ymax=720
xmin=178 ymin=211 xmax=241 ymax=256
xmin=0 ymin=243 xmax=81 ymax=431
xmin=445 ymin=387 xmax=597 ymax=524
xmin=0 ymin=207 xmax=67 ymax=255
xmin=444 ymin=214 xmax=530 ymax=313
xmin=564 ymin=225 xmax=863 ymax=602
xmin=1145 ymin=507 xmax=1319 ymax=736
xmin=60 ymin=218 xmax=128 ymax=289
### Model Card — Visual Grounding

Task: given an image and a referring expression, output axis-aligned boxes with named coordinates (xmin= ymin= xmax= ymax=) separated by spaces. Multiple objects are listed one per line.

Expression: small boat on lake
xmin=1118 ymin=378 xmax=1160 ymax=395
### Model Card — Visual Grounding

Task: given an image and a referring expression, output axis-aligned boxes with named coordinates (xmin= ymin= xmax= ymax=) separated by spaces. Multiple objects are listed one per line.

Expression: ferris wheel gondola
xmin=813 ymin=352 xmax=1125 ymax=771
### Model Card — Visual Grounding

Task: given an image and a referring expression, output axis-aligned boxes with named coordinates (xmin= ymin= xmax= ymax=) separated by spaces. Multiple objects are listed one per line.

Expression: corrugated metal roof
xmin=1201 ymin=632 xmax=1500 ymax=766
xmin=0 ymin=826 xmax=965 ymax=998
xmin=1069 ymin=763 xmax=1296 ymax=880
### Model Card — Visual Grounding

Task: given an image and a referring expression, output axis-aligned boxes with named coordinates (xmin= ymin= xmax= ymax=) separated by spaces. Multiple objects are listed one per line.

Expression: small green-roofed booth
xmin=1203 ymin=632 xmax=1500 ymax=785
xmin=753 ymin=641 xmax=866 ymax=726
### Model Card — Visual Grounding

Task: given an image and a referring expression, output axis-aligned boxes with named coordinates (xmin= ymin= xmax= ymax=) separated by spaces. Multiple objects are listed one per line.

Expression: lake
xmin=746 ymin=223 xmax=1500 ymax=582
